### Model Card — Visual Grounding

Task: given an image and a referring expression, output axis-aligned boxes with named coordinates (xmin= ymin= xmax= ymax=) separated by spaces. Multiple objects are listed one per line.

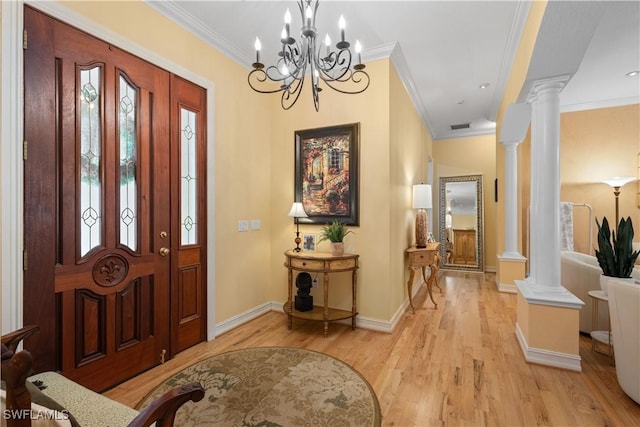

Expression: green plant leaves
xmin=595 ymin=216 xmax=639 ymax=278
xmin=318 ymin=221 xmax=353 ymax=243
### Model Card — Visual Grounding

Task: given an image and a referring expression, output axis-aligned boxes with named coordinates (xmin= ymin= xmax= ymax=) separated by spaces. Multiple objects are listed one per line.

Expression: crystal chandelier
xmin=248 ymin=0 xmax=370 ymax=111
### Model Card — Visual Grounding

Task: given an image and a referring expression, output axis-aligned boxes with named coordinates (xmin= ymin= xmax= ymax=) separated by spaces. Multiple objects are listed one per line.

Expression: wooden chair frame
xmin=1 ymin=326 xmax=204 ymax=427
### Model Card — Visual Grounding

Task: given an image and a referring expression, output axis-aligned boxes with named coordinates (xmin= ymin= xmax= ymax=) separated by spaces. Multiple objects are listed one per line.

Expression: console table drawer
xmin=328 ymin=258 xmax=358 ymax=270
xmin=409 ymin=252 xmax=434 ymax=267
xmin=289 ymin=258 xmax=324 ymax=270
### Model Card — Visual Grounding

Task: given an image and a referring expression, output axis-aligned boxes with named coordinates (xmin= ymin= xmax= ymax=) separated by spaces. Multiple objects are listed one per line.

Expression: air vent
xmin=451 ymin=123 xmax=470 ymax=130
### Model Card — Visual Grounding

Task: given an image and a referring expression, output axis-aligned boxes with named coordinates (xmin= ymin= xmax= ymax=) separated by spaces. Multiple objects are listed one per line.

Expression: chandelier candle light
xmin=248 ymin=0 xmax=370 ymax=111
xmin=288 ymin=202 xmax=308 ymax=252
xmin=413 ymin=184 xmax=432 ymax=248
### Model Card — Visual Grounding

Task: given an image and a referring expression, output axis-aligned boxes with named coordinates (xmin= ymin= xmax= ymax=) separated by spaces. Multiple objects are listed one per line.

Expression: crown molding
xmin=145 ymin=0 xmax=253 ymax=67
xmin=560 ymin=96 xmax=640 ymax=113
xmin=363 ymin=41 xmax=396 ymax=63
xmin=488 ymin=0 xmax=533 ymax=122
xmin=388 ymin=43 xmax=437 ymax=139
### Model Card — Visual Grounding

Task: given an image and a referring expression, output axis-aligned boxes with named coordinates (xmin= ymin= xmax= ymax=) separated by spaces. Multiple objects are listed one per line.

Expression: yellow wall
xmin=389 ymin=64 xmax=433 ymax=315
xmin=268 ymin=59 xmax=392 ymax=319
xmin=268 ymin=59 xmax=431 ymax=320
xmin=433 ymin=135 xmax=497 ymax=270
xmin=560 ymin=104 xmax=640 ymax=254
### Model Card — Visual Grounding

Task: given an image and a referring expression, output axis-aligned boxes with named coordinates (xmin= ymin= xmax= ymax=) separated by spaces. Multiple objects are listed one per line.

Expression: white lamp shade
xmin=602 ymin=176 xmax=636 ymax=188
xmin=288 ymin=202 xmax=308 ymax=218
xmin=412 ymin=184 xmax=432 ymax=209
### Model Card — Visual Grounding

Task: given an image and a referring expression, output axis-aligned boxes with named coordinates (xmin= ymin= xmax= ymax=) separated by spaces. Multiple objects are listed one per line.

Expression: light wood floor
xmin=104 ymin=271 xmax=640 ymax=426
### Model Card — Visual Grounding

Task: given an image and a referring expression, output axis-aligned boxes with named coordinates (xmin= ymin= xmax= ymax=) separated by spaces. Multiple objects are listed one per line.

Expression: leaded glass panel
xmin=80 ymin=66 xmax=102 ymax=256
xmin=181 ymin=108 xmax=197 ymax=245
xmin=119 ymin=75 xmax=138 ymax=251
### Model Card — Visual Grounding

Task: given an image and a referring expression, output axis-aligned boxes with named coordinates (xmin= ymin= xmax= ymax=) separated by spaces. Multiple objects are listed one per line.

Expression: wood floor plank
xmin=103 ymin=271 xmax=640 ymax=425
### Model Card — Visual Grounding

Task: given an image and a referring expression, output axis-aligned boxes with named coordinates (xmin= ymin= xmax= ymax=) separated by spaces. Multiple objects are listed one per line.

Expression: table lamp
xmin=288 ymin=202 xmax=308 ymax=252
xmin=601 ymin=176 xmax=636 ymax=226
xmin=413 ymin=184 xmax=432 ymax=248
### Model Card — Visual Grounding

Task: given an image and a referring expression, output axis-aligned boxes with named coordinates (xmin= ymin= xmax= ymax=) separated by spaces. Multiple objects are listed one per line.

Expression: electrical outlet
xmin=238 ymin=220 xmax=249 ymax=232
xmin=312 ymin=277 xmax=319 ymax=287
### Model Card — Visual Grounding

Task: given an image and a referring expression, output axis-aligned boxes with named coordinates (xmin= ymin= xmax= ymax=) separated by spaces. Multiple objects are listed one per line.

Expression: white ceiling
xmin=147 ymin=0 xmax=640 ymax=140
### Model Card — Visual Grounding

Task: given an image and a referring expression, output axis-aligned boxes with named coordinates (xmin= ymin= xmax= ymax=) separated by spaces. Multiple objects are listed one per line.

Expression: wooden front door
xmin=23 ymin=7 xmax=206 ymax=391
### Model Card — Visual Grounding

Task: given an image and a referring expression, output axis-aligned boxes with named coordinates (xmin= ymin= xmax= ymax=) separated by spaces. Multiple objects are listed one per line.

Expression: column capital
xmin=499 ymin=103 xmax=531 ymax=146
xmin=501 ymin=140 xmax=522 ymax=149
xmin=526 ymin=74 xmax=572 ymax=103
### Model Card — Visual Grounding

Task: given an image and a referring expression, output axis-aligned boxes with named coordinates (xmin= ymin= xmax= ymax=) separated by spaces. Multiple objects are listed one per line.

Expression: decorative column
xmin=514 ymin=76 xmax=583 ymax=372
xmin=525 ymin=76 xmax=569 ymax=291
xmin=496 ymin=103 xmax=529 ymax=293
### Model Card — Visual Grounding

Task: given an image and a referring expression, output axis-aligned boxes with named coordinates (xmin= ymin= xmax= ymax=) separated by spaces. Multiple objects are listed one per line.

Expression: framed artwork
xmin=295 ymin=123 xmax=360 ymax=225
xmin=302 ymin=233 xmax=317 ymax=251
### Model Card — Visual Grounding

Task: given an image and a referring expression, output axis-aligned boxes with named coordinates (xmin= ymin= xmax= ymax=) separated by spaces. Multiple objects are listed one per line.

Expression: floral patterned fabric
xmin=137 ymin=347 xmax=381 ymax=426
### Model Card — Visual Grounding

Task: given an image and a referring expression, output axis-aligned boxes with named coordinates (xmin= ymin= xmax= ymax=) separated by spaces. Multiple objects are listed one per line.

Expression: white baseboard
xmin=213 ymin=301 xmax=398 ymax=338
xmin=495 ymin=275 xmax=518 ymax=293
xmin=515 ymin=323 xmax=582 ymax=372
xmin=484 ymin=266 xmax=497 ymax=273
xmin=212 ymin=302 xmax=273 ymax=338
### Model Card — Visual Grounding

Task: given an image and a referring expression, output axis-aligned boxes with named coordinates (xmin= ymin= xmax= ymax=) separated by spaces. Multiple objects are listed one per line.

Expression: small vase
xmin=330 ymin=242 xmax=344 ymax=256
xmin=600 ymin=274 xmax=635 ymax=295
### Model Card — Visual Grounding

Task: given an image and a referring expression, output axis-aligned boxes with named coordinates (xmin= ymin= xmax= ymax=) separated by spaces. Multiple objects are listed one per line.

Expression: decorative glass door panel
xmin=118 ymin=74 xmax=139 ymax=252
xmin=79 ymin=66 xmax=103 ymax=257
xmin=180 ymin=107 xmax=198 ymax=246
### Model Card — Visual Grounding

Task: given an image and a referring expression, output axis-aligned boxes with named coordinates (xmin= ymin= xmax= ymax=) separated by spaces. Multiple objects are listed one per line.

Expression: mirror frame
xmin=438 ymin=175 xmax=484 ymax=272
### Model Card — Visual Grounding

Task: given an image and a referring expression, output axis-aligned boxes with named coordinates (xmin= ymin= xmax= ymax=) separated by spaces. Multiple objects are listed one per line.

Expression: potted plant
xmin=318 ymin=221 xmax=353 ymax=256
xmin=595 ymin=216 xmax=639 ymax=293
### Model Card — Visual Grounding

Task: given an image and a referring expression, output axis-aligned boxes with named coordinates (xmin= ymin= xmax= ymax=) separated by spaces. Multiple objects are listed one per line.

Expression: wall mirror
xmin=438 ymin=175 xmax=484 ymax=271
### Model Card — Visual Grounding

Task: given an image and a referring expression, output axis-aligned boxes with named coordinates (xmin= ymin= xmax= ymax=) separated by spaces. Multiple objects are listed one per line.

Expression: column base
xmin=496 ymin=253 xmax=527 ymax=293
xmin=515 ymin=280 xmax=584 ymax=371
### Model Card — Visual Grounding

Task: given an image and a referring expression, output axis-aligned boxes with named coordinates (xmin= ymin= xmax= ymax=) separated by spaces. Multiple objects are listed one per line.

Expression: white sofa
xmin=560 ymin=251 xmax=640 ymax=333
xmin=607 ymin=278 xmax=640 ymax=404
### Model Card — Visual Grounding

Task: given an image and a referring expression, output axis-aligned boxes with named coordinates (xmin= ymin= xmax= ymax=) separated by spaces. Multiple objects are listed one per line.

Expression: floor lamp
xmin=602 ymin=176 xmax=636 ymax=227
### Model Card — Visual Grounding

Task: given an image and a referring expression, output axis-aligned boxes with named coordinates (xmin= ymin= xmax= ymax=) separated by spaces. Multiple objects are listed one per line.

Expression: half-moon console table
xmin=283 ymin=250 xmax=359 ymax=337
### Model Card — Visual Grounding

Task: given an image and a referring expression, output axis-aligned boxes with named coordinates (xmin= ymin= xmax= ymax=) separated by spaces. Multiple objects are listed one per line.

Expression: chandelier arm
xmin=282 ymin=64 xmax=306 ymax=110
xmin=322 ymin=69 xmax=370 ymax=94
xmin=283 ymin=42 xmax=306 ymax=72
xmin=248 ymin=69 xmax=288 ymax=94
xmin=308 ymin=38 xmax=320 ymax=111
xmin=314 ymin=44 xmax=339 ymax=75
xmin=317 ymin=49 xmax=352 ymax=82
xmin=265 ymin=64 xmax=292 ymax=83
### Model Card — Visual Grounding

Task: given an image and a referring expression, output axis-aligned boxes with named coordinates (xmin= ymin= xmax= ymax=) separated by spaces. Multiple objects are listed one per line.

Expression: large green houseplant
xmin=595 ymin=216 xmax=639 ymax=292
xmin=318 ymin=221 xmax=353 ymax=256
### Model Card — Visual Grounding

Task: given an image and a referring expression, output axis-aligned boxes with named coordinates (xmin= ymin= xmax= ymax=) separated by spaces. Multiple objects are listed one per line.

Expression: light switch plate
xmin=238 ymin=220 xmax=249 ymax=232
xmin=250 ymin=219 xmax=261 ymax=230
